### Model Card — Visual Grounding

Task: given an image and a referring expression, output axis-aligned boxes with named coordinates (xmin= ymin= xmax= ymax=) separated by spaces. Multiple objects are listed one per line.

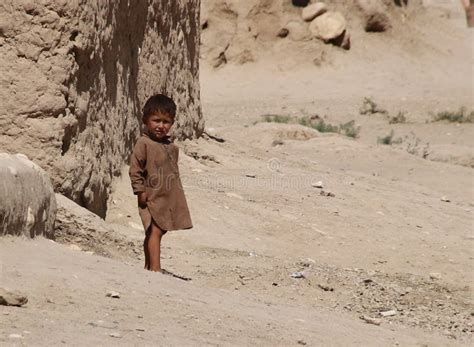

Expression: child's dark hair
xmin=143 ymin=94 xmax=176 ymax=121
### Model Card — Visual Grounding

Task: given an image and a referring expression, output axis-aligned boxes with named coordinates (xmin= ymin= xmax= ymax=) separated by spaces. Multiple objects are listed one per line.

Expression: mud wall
xmin=0 ymin=0 xmax=203 ymax=217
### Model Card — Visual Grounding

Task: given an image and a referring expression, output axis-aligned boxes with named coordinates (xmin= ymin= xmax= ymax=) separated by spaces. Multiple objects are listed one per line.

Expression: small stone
xmin=318 ymin=284 xmax=334 ymax=292
xmin=290 ymin=271 xmax=306 ymax=279
xmin=440 ymin=196 xmax=451 ymax=202
xmin=9 ymin=334 xmax=23 ymax=339
xmin=297 ymin=339 xmax=307 ymax=345
xmin=277 ymin=28 xmax=289 ymax=38
xmin=311 ymin=181 xmax=324 ymax=188
xmin=360 ymin=315 xmax=382 ymax=326
xmin=380 ymin=310 xmax=397 ymax=317
xmin=0 ymin=288 xmax=28 ymax=307
xmin=302 ymin=2 xmax=327 ymax=22
xmin=245 ymin=173 xmax=256 ymax=178
xmin=106 ymin=291 xmax=120 ymax=298
xmin=109 ymin=332 xmax=122 ymax=338
xmin=429 ymin=273 xmax=442 ymax=280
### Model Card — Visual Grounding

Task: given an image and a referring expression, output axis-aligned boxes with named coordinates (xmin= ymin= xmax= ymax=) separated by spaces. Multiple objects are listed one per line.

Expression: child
xmin=129 ymin=94 xmax=193 ymax=272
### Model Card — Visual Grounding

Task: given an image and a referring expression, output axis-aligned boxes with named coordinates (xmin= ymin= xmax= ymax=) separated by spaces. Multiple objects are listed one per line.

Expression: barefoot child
xmin=129 ymin=94 xmax=193 ymax=272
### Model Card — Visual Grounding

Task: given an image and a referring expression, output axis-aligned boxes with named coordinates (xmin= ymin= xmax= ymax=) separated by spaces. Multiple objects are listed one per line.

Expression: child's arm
xmin=129 ymin=139 xmax=147 ymax=206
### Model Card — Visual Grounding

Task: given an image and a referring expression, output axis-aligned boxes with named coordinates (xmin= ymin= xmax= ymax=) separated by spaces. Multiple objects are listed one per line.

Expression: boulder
xmin=302 ymin=3 xmax=328 ymax=22
xmin=309 ymin=11 xmax=347 ymax=42
xmin=54 ymin=194 xmax=142 ymax=259
xmin=0 ymin=153 xmax=56 ymax=239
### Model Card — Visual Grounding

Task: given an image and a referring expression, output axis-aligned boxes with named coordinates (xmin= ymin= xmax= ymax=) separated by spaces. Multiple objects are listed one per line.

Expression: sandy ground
xmin=1 ymin=2 xmax=473 ymax=346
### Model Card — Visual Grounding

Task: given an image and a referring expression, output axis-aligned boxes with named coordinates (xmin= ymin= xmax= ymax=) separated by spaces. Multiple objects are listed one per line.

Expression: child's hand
xmin=138 ymin=192 xmax=148 ymax=207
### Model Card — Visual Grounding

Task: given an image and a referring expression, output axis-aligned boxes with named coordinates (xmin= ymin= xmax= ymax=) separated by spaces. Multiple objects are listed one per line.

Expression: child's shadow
xmin=161 ymin=269 xmax=192 ymax=281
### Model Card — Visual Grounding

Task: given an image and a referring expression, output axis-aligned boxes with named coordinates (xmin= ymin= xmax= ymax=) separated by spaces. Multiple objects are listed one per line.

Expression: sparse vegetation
xmin=377 ymin=130 xmax=396 ymax=145
xmin=389 ymin=111 xmax=407 ymax=124
xmin=377 ymin=130 xmax=430 ymax=158
xmin=261 ymin=114 xmax=360 ymax=139
xmin=432 ymin=107 xmax=474 ymax=123
xmin=359 ymin=97 xmax=388 ymax=115
xmin=262 ymin=114 xmax=292 ymax=123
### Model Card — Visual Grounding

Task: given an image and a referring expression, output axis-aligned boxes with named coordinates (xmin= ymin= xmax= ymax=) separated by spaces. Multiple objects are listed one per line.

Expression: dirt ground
xmin=1 ymin=1 xmax=473 ymax=346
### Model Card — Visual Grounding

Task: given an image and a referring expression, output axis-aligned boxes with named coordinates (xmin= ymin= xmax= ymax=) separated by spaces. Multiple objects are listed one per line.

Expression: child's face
xmin=144 ymin=112 xmax=173 ymax=140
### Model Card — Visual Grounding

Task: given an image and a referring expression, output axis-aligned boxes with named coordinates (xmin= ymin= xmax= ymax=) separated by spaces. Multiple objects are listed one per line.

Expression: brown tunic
xmin=129 ymin=132 xmax=193 ymax=231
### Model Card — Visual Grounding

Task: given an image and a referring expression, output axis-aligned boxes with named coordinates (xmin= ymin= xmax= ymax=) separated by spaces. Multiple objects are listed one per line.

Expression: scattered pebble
xmin=318 ymin=284 xmax=334 ymax=292
xmin=360 ymin=315 xmax=382 ymax=326
xmin=290 ymin=271 xmax=306 ymax=279
xmin=106 ymin=291 xmax=121 ymax=298
xmin=245 ymin=173 xmax=256 ymax=178
xmin=320 ymin=190 xmax=335 ymax=197
xmin=440 ymin=196 xmax=451 ymax=202
xmin=109 ymin=332 xmax=122 ymax=338
xmin=429 ymin=273 xmax=442 ymax=280
xmin=297 ymin=339 xmax=307 ymax=345
xmin=380 ymin=310 xmax=397 ymax=317
xmin=311 ymin=181 xmax=324 ymax=188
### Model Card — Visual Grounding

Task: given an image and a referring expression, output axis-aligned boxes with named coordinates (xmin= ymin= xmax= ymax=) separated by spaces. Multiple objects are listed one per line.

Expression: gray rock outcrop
xmin=0 ymin=153 xmax=56 ymax=239
xmin=0 ymin=0 xmax=203 ymax=217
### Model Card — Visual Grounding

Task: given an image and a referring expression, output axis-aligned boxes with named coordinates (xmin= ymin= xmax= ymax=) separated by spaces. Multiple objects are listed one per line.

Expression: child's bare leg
xmin=143 ymin=230 xmax=151 ymax=270
xmin=147 ymin=221 xmax=165 ymax=272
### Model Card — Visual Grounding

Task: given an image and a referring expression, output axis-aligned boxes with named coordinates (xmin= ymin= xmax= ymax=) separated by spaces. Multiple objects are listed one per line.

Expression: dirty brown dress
xmin=129 ymin=132 xmax=192 ymax=232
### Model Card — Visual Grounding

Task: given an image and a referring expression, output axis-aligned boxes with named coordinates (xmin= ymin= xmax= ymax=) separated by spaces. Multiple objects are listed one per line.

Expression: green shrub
xmin=359 ymin=97 xmax=388 ymax=115
xmin=433 ymin=107 xmax=474 ymax=123
xmin=389 ymin=111 xmax=407 ymax=124
xmin=262 ymin=114 xmax=292 ymax=123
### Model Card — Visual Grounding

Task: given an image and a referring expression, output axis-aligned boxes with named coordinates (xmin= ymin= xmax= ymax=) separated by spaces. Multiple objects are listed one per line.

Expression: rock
xmin=290 ymin=271 xmax=306 ymax=279
xmin=54 ymin=193 xmax=142 ymax=259
xmin=292 ymin=0 xmax=310 ymax=7
xmin=0 ymin=288 xmax=28 ymax=307
xmin=309 ymin=11 xmax=347 ymax=42
xmin=318 ymin=284 xmax=334 ymax=292
xmin=245 ymin=173 xmax=257 ymax=178
xmin=380 ymin=310 xmax=397 ymax=317
xmin=277 ymin=28 xmax=289 ymax=38
xmin=320 ymin=190 xmax=335 ymax=197
xmin=285 ymin=21 xmax=312 ymax=42
xmin=0 ymin=1 xmax=203 ymax=218
xmin=106 ymin=291 xmax=121 ymax=299
xmin=360 ymin=315 xmax=382 ymax=326
xmin=302 ymin=3 xmax=328 ymax=22
xmin=365 ymin=13 xmax=391 ymax=32
xmin=109 ymin=332 xmax=122 ymax=338
xmin=429 ymin=272 xmax=442 ymax=280
xmin=0 ymin=153 xmax=56 ymax=239
xmin=440 ymin=196 xmax=451 ymax=202
xmin=312 ymin=181 xmax=324 ymax=188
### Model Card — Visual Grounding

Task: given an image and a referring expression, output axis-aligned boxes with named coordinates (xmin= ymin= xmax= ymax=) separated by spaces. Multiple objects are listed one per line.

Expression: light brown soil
xmin=1 ymin=1 xmax=473 ymax=345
